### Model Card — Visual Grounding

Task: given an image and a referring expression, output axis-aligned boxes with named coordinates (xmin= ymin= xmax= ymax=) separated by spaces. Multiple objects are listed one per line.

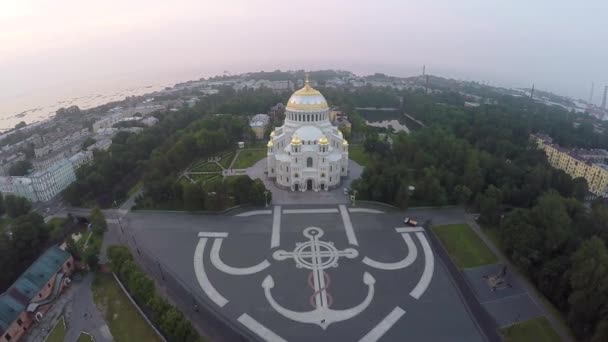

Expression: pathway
xmin=403 ymin=113 xmax=426 ymax=127
xmin=228 ymin=149 xmax=241 ymax=169
xmin=63 ymin=274 xmax=113 ymax=342
xmin=465 ymin=216 xmax=574 ymax=342
xmin=23 ymin=273 xmax=112 ymax=342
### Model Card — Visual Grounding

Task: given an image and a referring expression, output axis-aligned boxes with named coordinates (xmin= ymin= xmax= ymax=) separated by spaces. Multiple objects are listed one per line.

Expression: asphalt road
xmin=123 ymin=204 xmax=485 ymax=342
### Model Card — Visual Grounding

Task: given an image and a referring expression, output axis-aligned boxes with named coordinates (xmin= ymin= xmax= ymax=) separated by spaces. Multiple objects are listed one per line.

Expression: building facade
xmin=249 ymin=114 xmax=270 ymax=140
xmin=267 ymin=77 xmax=349 ymax=191
xmin=533 ymin=134 xmax=608 ymax=197
xmin=0 ymin=151 xmax=92 ymax=203
xmin=0 ymin=246 xmax=74 ymax=342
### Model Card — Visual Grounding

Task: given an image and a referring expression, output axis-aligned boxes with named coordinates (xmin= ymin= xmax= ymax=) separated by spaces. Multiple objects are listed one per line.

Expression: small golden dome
xmin=338 ymin=130 xmax=343 ymax=137
xmin=270 ymin=130 xmax=275 ymax=137
xmin=290 ymin=134 xmax=302 ymax=145
xmin=267 ymin=140 xmax=273 ymax=147
xmin=342 ymin=139 xmax=349 ymax=146
xmin=319 ymin=136 xmax=329 ymax=145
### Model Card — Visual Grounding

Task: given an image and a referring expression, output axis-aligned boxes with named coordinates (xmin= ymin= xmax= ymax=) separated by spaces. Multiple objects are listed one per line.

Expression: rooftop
xmin=0 ymin=246 xmax=70 ymax=333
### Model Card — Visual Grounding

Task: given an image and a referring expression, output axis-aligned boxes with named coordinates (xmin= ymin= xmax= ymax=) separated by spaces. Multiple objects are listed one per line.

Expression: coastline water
xmin=0 ymin=70 xmax=204 ymax=132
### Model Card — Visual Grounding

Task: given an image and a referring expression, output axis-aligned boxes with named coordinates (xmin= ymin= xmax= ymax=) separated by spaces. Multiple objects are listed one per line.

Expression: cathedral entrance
xmin=307 ymin=179 xmax=313 ymax=191
xmin=321 ymin=183 xmax=325 ymax=190
xmin=294 ymin=183 xmax=299 ymax=191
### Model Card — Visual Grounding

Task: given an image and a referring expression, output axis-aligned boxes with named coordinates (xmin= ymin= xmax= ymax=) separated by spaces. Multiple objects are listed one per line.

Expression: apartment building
xmin=533 ymin=134 xmax=608 ymax=197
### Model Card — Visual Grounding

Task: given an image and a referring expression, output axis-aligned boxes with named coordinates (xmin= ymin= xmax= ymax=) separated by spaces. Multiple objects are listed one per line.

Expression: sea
xmin=0 ymin=70 xmax=204 ymax=132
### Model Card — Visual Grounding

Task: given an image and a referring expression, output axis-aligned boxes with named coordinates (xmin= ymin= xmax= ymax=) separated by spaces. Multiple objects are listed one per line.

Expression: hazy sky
xmin=1 ymin=0 xmax=608 ymax=109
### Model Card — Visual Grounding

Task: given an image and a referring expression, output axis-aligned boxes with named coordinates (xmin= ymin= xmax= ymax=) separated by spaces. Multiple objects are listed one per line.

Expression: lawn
xmin=45 ymin=316 xmax=66 ymax=342
xmin=433 ymin=224 xmax=498 ymax=269
xmin=77 ymin=332 xmax=95 ymax=342
xmin=219 ymin=152 xmax=235 ymax=168
xmin=191 ymin=162 xmax=222 ymax=172
xmin=501 ymin=316 xmax=561 ymax=342
xmin=192 ymin=174 xmax=220 ymax=184
xmin=348 ymin=145 xmax=372 ymax=167
xmin=232 ymin=148 xmax=266 ymax=169
xmin=480 ymin=225 xmax=502 ymax=250
xmin=92 ymin=273 xmax=161 ymax=342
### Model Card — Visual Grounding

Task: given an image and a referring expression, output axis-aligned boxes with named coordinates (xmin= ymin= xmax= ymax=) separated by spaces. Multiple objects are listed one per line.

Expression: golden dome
xmin=319 ymin=136 xmax=329 ymax=145
xmin=290 ymin=134 xmax=302 ymax=145
xmin=270 ymin=130 xmax=275 ymax=137
xmin=342 ymin=139 xmax=349 ymax=146
xmin=267 ymin=140 xmax=273 ymax=147
xmin=285 ymin=75 xmax=328 ymax=111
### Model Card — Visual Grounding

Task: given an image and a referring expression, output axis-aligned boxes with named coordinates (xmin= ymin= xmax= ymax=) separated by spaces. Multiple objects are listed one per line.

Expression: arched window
xmin=294 ymin=173 xmax=299 ymax=178
xmin=307 ymin=157 xmax=313 ymax=167
xmin=321 ymin=173 xmax=325 ymax=178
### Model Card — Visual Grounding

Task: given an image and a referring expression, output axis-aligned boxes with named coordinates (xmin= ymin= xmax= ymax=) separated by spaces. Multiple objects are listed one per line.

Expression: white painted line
xmin=348 ymin=208 xmax=384 ymax=214
xmin=237 ymin=313 xmax=288 ymax=342
xmin=339 ymin=205 xmax=359 ymax=246
xmin=362 ymin=234 xmax=417 ymax=270
xmin=358 ymin=307 xmax=406 ymax=342
xmin=271 ymin=206 xmax=281 ymax=248
xmin=235 ymin=210 xmax=272 ymax=217
xmin=282 ymin=208 xmax=339 ymax=214
xmin=198 ymin=232 xmax=228 ymax=238
xmin=210 ymin=238 xmax=270 ymax=275
xmin=193 ymin=238 xmax=228 ymax=307
xmin=480 ymin=292 xmax=528 ymax=305
xmin=410 ymin=232 xmax=434 ymax=299
xmin=395 ymin=227 xmax=425 ymax=233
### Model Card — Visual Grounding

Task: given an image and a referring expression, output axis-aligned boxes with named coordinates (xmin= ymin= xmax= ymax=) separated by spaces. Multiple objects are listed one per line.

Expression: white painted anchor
xmin=266 ymin=227 xmax=376 ymax=329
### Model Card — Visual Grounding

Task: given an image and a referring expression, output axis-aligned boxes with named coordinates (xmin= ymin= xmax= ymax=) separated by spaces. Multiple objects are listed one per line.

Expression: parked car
xmin=403 ymin=217 xmax=418 ymax=226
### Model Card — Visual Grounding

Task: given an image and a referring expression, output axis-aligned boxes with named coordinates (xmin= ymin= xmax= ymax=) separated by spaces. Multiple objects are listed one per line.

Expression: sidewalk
xmin=465 ymin=216 xmax=574 ymax=342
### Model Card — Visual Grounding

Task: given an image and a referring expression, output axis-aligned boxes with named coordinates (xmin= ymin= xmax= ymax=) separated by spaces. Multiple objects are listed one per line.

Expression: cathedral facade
xmin=266 ymin=77 xmax=349 ymax=192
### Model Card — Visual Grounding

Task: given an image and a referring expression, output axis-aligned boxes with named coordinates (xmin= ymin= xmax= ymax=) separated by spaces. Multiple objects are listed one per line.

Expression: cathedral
xmin=267 ymin=77 xmax=349 ymax=192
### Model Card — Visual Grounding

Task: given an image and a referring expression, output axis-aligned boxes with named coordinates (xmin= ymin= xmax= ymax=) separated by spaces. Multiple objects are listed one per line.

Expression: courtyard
xmin=124 ymin=204 xmax=485 ymax=341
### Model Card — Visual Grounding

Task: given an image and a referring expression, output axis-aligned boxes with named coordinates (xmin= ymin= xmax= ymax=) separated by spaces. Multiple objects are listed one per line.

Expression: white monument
xmin=266 ymin=76 xmax=349 ymax=192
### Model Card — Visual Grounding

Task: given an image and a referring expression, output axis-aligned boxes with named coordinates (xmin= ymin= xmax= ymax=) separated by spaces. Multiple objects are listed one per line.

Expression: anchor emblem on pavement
xmin=193 ymin=206 xmax=435 ymax=339
xmin=266 ymin=227 xmax=375 ymax=329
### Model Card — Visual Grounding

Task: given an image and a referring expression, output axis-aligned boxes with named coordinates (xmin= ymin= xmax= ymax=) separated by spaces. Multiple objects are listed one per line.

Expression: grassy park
xmin=45 ymin=317 xmax=66 ymax=342
xmin=92 ymin=273 xmax=161 ymax=342
xmin=219 ymin=152 xmax=235 ymax=168
xmin=433 ymin=224 xmax=498 ymax=269
xmin=348 ymin=145 xmax=372 ymax=166
xmin=232 ymin=148 xmax=266 ymax=169
xmin=500 ymin=316 xmax=561 ymax=342
xmin=77 ymin=333 xmax=95 ymax=342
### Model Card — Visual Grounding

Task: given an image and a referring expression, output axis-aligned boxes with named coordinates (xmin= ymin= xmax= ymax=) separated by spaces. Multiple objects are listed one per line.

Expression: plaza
xmin=124 ymin=204 xmax=485 ymax=341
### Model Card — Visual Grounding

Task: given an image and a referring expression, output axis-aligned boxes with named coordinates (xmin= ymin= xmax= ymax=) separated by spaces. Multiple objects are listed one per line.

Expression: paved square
xmin=126 ymin=205 xmax=484 ymax=341
xmin=463 ymin=264 xmax=543 ymax=327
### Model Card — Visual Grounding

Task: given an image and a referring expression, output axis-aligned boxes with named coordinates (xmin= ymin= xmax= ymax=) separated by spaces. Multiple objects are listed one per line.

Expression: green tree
xmin=478 ymin=185 xmax=502 ymax=226
xmin=89 ymin=207 xmax=107 ymax=233
xmin=66 ymin=236 xmax=81 ymax=260
xmin=81 ymin=137 xmax=96 ymax=150
xmin=0 ymin=192 xmax=5 ymax=216
xmin=453 ymin=184 xmax=472 ymax=206
xmin=500 ymin=209 xmax=542 ymax=271
xmin=4 ymin=194 xmax=32 ymax=218
xmin=568 ymin=237 xmax=608 ymax=337
xmin=182 ymin=182 xmax=206 ymax=211
xmin=531 ymin=191 xmax=573 ymax=254
xmin=8 ymin=160 xmax=32 ymax=176
xmin=463 ymin=152 xmax=483 ymax=195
